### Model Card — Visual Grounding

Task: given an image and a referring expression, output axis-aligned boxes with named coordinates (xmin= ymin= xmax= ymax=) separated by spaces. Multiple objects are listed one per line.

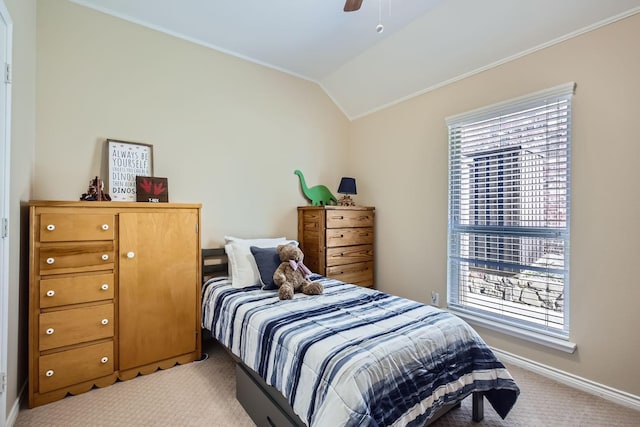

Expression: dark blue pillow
xmin=250 ymin=245 xmax=282 ymax=290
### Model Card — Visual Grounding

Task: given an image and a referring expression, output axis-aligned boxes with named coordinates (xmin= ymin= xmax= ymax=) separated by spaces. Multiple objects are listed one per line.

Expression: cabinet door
xmin=118 ymin=211 xmax=199 ymax=370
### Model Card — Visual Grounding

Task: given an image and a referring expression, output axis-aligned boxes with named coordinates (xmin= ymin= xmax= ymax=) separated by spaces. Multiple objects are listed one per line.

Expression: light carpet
xmin=14 ymin=340 xmax=639 ymax=426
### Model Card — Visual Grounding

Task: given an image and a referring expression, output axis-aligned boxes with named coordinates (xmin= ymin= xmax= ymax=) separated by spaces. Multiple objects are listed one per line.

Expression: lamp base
xmin=338 ymin=195 xmax=355 ymax=206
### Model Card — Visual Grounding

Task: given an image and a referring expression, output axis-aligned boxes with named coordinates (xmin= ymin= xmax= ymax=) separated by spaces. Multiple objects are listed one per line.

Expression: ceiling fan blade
xmin=344 ymin=0 xmax=364 ymax=12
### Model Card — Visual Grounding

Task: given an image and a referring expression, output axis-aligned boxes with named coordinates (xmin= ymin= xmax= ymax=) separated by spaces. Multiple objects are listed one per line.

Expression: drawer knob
xmin=46 ymin=328 xmax=54 ymax=335
xmin=127 ymin=251 xmax=135 ymax=259
xmin=101 ymin=283 xmax=109 ymax=291
xmin=46 ymin=257 xmax=55 ymax=265
xmin=101 ymin=254 xmax=109 ymax=261
xmin=46 ymin=224 xmax=55 ymax=231
xmin=100 ymin=356 xmax=109 ymax=364
xmin=101 ymin=318 xmax=109 ymax=325
xmin=46 ymin=290 xmax=55 ymax=297
xmin=45 ymin=370 xmax=54 ymax=377
xmin=101 ymin=224 xmax=110 ymax=231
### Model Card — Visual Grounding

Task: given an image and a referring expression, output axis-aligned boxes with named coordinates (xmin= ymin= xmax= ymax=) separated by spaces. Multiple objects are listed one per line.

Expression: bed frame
xmin=202 ymin=247 xmax=229 ymax=279
xmin=201 ymin=248 xmax=484 ymax=426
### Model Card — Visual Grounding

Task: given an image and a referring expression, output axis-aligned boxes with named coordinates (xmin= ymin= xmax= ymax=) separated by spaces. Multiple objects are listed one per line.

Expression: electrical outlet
xmin=431 ymin=291 xmax=440 ymax=307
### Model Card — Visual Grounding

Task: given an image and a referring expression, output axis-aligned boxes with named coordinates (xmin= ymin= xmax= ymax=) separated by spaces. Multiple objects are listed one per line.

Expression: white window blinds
xmin=446 ymin=83 xmax=575 ymax=338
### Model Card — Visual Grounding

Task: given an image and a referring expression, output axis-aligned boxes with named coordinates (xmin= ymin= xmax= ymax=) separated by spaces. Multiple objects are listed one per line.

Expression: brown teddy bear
xmin=273 ymin=244 xmax=323 ymax=300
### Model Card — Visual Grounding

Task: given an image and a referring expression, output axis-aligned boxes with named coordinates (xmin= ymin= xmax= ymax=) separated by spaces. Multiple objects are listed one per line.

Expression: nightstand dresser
xmin=297 ymin=206 xmax=375 ymax=288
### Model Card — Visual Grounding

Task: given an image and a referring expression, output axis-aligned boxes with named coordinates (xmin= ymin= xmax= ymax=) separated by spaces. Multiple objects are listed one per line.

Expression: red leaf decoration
xmin=139 ymin=178 xmax=152 ymax=193
xmin=153 ymin=182 xmax=166 ymax=195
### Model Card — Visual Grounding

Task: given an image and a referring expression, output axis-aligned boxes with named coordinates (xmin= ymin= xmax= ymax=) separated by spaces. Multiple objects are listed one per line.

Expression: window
xmin=446 ymin=83 xmax=575 ymax=350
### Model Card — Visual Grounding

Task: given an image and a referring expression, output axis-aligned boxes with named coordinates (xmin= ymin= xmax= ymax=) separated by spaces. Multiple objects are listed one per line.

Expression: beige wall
xmin=350 ymin=13 xmax=640 ymax=396
xmin=5 ymin=0 xmax=36 ymax=420
xmin=36 ymin=0 xmax=350 ymax=247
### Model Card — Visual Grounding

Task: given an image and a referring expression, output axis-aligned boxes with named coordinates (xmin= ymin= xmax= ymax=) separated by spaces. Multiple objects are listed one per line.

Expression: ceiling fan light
xmin=376 ymin=24 xmax=384 ymax=33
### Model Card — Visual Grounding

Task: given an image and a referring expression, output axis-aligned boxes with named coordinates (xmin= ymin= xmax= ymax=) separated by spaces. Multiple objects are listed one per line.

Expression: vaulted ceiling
xmin=70 ymin=0 xmax=640 ymax=119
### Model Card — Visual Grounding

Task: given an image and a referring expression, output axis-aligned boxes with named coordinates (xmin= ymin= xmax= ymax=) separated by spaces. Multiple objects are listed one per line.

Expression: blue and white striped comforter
xmin=202 ymin=276 xmax=519 ymax=427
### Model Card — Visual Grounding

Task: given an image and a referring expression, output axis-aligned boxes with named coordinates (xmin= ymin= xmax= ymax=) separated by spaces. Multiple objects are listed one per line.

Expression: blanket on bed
xmin=202 ymin=277 xmax=519 ymax=427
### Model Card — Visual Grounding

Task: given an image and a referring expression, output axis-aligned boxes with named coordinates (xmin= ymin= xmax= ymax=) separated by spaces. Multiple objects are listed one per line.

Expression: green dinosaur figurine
xmin=294 ymin=170 xmax=337 ymax=206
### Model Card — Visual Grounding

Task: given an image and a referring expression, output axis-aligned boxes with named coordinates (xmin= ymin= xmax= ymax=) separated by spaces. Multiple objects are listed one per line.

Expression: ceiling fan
xmin=344 ymin=0 xmax=364 ymax=12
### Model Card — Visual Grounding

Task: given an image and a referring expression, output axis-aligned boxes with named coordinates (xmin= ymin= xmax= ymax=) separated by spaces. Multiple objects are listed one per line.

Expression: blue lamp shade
xmin=338 ymin=177 xmax=357 ymax=195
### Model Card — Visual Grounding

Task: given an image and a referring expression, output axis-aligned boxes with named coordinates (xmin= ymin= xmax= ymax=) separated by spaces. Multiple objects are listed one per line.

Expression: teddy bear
xmin=273 ymin=244 xmax=323 ymax=300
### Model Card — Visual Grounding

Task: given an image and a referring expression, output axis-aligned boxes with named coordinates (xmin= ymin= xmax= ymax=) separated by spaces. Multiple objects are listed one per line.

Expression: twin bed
xmin=201 ymin=248 xmax=519 ymax=426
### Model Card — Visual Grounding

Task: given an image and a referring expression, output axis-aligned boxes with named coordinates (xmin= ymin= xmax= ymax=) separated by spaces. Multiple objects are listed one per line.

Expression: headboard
xmin=202 ymin=247 xmax=228 ymax=282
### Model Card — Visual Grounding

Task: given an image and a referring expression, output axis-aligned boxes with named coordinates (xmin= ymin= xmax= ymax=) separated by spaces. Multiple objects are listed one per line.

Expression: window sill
xmin=447 ymin=307 xmax=577 ymax=354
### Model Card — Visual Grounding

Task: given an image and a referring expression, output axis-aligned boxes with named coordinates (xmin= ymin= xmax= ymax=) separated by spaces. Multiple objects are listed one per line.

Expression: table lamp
xmin=337 ymin=177 xmax=357 ymax=206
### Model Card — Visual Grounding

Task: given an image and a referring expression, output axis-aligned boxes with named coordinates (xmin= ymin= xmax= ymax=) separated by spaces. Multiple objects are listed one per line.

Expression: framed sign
xmin=107 ymin=139 xmax=153 ymax=201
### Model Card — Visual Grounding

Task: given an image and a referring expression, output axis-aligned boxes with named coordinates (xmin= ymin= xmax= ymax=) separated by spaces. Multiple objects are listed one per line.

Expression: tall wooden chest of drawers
xmin=297 ymin=206 xmax=375 ymax=288
xmin=28 ymin=201 xmax=202 ymax=407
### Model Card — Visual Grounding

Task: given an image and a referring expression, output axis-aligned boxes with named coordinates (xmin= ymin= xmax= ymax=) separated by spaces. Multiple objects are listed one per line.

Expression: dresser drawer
xmin=39 ymin=213 xmax=115 ymax=242
xmin=40 ymin=273 xmax=114 ymax=308
xmin=39 ymin=243 xmax=115 ymax=274
xmin=326 ymin=210 xmax=374 ymax=228
xmin=326 ymin=261 xmax=374 ymax=287
xmin=38 ymin=341 xmax=114 ymax=393
xmin=326 ymin=244 xmax=373 ymax=267
xmin=326 ymin=227 xmax=374 ymax=247
xmin=39 ymin=304 xmax=114 ymax=351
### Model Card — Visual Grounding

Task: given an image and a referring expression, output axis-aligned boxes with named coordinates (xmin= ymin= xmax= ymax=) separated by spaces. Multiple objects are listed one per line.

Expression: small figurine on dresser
xmin=80 ymin=176 xmax=111 ymax=201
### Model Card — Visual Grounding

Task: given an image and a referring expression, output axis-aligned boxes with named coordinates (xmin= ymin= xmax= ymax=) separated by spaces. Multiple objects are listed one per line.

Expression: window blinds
xmin=446 ymin=83 xmax=574 ymax=336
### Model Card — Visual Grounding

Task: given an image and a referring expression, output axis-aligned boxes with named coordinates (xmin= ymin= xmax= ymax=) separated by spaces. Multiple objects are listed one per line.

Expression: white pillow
xmin=224 ymin=237 xmax=290 ymax=288
xmin=224 ymin=236 xmax=287 ymax=245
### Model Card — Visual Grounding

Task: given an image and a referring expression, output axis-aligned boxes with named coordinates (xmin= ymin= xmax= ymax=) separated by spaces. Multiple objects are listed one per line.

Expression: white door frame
xmin=0 ymin=1 xmax=12 ymax=426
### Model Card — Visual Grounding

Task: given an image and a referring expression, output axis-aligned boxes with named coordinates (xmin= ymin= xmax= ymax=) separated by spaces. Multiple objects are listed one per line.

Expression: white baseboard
xmin=492 ymin=347 xmax=640 ymax=412
xmin=5 ymin=381 xmax=25 ymax=427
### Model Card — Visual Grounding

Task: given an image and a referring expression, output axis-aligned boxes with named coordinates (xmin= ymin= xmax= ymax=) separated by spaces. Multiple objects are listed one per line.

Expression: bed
xmin=201 ymin=248 xmax=519 ymax=426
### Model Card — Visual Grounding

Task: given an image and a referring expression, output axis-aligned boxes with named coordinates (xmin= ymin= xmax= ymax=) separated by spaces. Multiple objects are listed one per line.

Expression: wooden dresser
xmin=28 ymin=201 xmax=202 ymax=407
xmin=297 ymin=206 xmax=375 ymax=288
